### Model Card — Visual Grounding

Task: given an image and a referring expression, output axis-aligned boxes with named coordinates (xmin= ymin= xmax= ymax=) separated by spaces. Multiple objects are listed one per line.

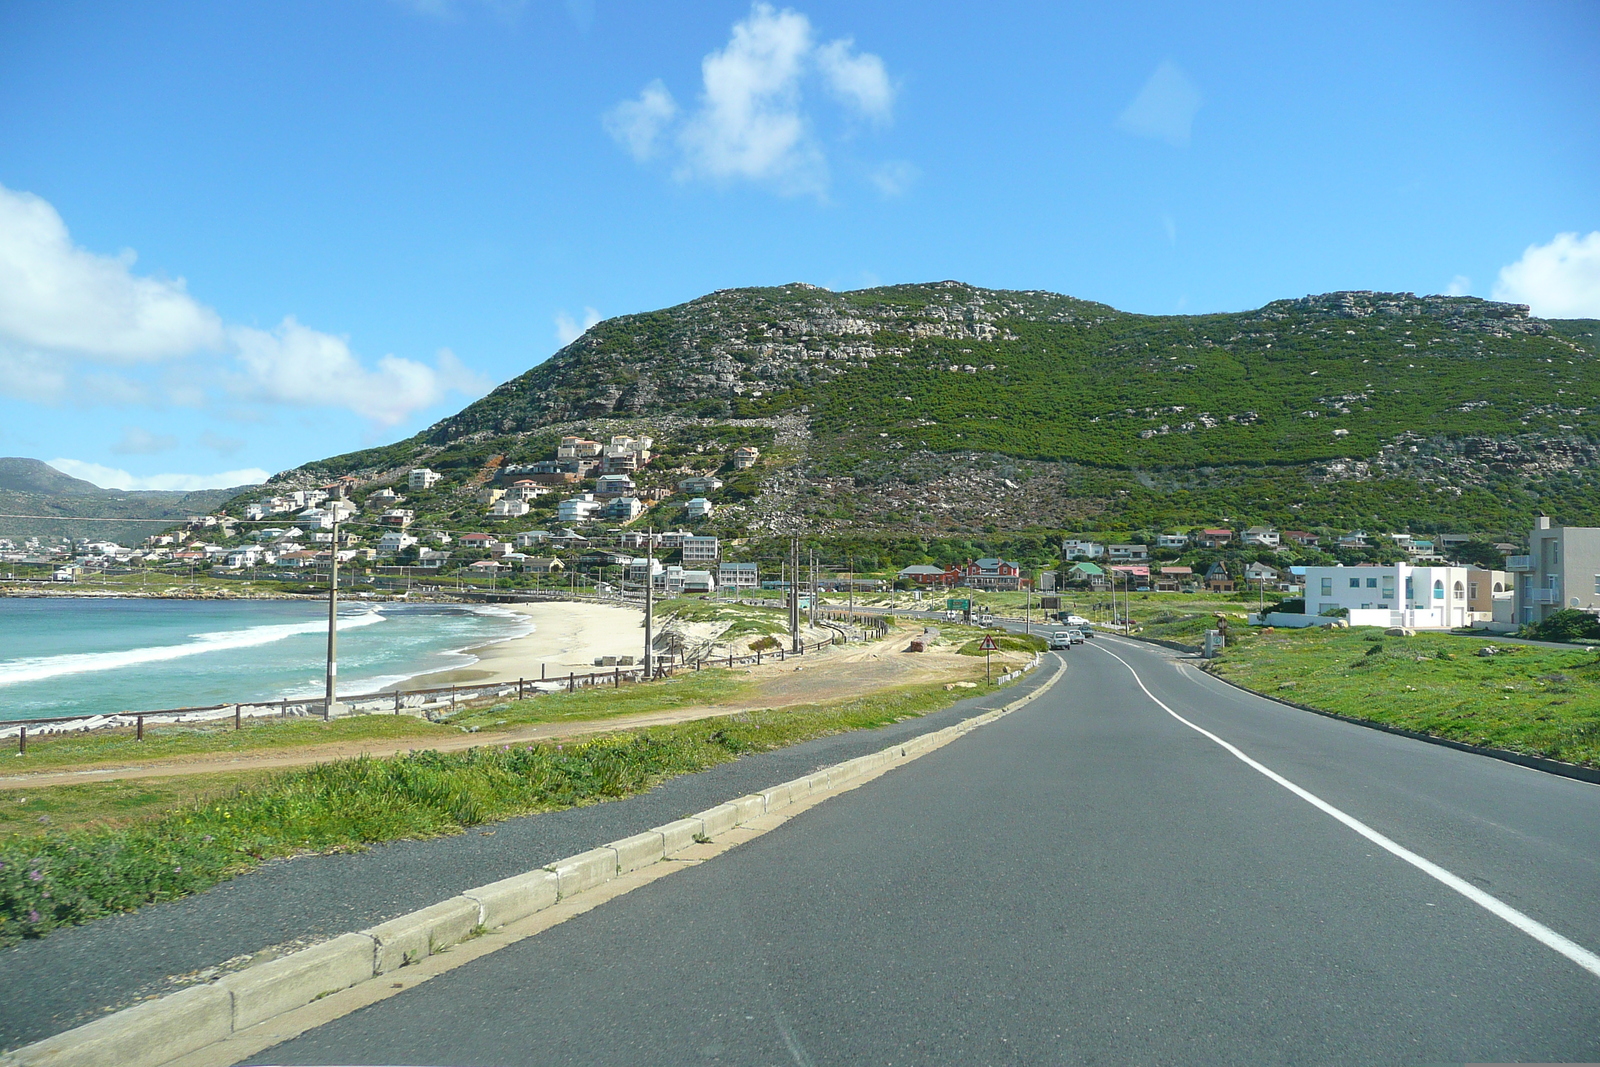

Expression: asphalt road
xmin=0 ymin=660 xmax=1059 ymax=1052
xmin=251 ymin=637 xmax=1600 ymax=1066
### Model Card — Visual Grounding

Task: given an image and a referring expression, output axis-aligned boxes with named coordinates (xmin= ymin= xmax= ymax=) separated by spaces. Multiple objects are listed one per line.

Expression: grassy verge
xmin=1209 ymin=626 xmax=1600 ymax=768
xmin=956 ymin=633 xmax=1048 ymax=656
xmin=449 ymin=669 xmax=755 ymax=731
xmin=0 ymin=672 xmax=1022 ymax=945
xmin=2 ymin=772 xmax=277 ymax=837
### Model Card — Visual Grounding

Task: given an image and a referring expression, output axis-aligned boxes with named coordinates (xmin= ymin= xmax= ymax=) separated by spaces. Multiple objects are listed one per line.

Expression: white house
xmin=1061 ymin=539 xmax=1104 ymax=560
xmin=628 ymin=557 xmax=664 ymax=583
xmin=1302 ymin=563 xmax=1475 ymax=629
xmin=489 ymin=498 xmax=530 ymax=518
xmin=1156 ymin=534 xmax=1188 ymax=550
xmin=595 ymin=474 xmax=637 ymax=497
xmin=514 ymin=531 xmax=551 ymax=548
xmin=408 ymin=468 xmax=441 ymax=490
xmin=602 ymin=496 xmax=644 ymax=521
xmin=682 ymin=535 xmax=719 ymax=563
xmin=731 ymin=445 xmax=760 ymax=469
xmin=1243 ymin=526 xmax=1281 ymax=548
xmin=685 ymin=497 xmax=714 ymax=520
xmin=377 ymin=531 xmax=418 ymax=555
xmin=557 ymin=494 xmax=602 ymax=523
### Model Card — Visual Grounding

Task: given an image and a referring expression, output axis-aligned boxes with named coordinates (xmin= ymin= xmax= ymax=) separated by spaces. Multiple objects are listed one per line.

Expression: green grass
xmin=1209 ymin=627 xmax=1600 ymax=768
xmin=448 ymin=668 xmax=755 ymax=731
xmin=0 ymin=675 xmax=1021 ymax=945
xmin=7 ymin=714 xmax=451 ymax=773
xmin=956 ymin=633 xmax=1048 ymax=656
xmin=1 ymin=772 xmax=278 ymax=836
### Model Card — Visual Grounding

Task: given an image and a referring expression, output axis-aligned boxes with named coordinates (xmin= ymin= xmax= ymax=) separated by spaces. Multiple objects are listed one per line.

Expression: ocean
xmin=0 ymin=597 xmax=532 ymax=722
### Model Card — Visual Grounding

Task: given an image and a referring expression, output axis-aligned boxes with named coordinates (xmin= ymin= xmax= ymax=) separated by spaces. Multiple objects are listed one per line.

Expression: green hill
xmin=262 ymin=283 xmax=1600 ymax=536
xmin=0 ymin=459 xmax=252 ymax=545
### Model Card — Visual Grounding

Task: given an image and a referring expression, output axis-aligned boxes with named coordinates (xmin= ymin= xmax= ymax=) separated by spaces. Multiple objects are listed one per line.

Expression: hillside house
xmin=1156 ymin=534 xmax=1189 ymax=550
xmin=514 ymin=531 xmax=550 ymax=548
xmin=476 ymin=486 xmax=506 ymax=506
xmin=1337 ymin=530 xmax=1370 ymax=548
xmin=547 ymin=529 xmax=589 ymax=547
xmin=520 ymin=557 xmax=565 ymax=576
xmin=380 ymin=509 xmax=414 ymax=527
xmin=506 ymin=481 xmax=549 ymax=502
xmin=1061 ymin=539 xmax=1104 ymax=560
xmin=489 ymin=498 xmax=530 ymax=518
xmin=731 ymin=445 xmax=761 ymax=469
xmin=629 ymin=557 xmax=664 ymax=583
xmin=1243 ymin=561 xmax=1281 ymax=586
xmin=1108 ymin=544 xmax=1149 ymax=562
xmin=602 ymin=496 xmax=643 ymax=521
xmin=594 ymin=474 xmax=636 ymax=498
xmin=1204 ymin=561 xmax=1235 ymax=592
xmin=1195 ymin=528 xmax=1234 ymax=549
xmin=679 ymin=475 xmax=724 ymax=494
xmin=601 ymin=435 xmax=653 ymax=473
xmin=897 ymin=564 xmax=958 ymax=586
xmin=368 ymin=488 xmax=401 ymax=507
xmin=1243 ymin=526 xmax=1281 ymax=548
xmin=1511 ymin=517 xmax=1600 ymax=625
xmin=408 ymin=468 xmax=441 ymax=490
xmin=1284 ymin=530 xmax=1319 ymax=547
xmin=1155 ymin=565 xmax=1193 ymax=592
xmin=556 ymin=436 xmax=602 ymax=459
xmin=1066 ymin=562 xmax=1107 ymax=589
xmin=685 ymin=497 xmax=714 ymax=520
xmin=557 ymin=494 xmax=602 ymax=523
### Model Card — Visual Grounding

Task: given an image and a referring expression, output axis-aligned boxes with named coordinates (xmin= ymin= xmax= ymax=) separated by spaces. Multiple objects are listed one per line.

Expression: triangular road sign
xmin=979 ymin=633 xmax=1000 ymax=652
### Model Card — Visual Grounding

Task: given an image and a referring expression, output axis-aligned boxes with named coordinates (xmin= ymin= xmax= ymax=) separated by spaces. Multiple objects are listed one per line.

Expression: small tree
xmin=1520 ymin=609 xmax=1600 ymax=643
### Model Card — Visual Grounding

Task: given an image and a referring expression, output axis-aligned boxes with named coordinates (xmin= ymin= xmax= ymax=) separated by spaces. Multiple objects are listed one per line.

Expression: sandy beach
xmin=398 ymin=601 xmax=646 ymax=689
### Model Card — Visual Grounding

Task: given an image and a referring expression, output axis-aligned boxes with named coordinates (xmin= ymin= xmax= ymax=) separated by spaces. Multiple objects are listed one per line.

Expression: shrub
xmin=1520 ymin=609 xmax=1600 ymax=643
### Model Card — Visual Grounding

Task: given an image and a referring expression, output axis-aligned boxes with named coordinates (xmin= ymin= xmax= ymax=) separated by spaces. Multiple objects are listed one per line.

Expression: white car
xmin=1048 ymin=631 xmax=1073 ymax=650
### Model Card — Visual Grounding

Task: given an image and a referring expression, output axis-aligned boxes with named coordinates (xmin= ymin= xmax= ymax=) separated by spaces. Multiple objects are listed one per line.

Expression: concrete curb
xmin=1 ymin=655 xmax=1062 ymax=1067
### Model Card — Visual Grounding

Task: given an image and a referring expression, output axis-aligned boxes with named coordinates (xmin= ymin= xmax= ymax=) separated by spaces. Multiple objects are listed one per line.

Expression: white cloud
xmin=0 ymin=183 xmax=490 ymax=427
xmin=604 ymin=81 xmax=679 ymax=162
xmin=867 ymin=160 xmax=918 ymax=197
xmin=46 ymin=458 xmax=268 ymax=492
xmin=0 ymin=184 xmax=224 ymax=361
xmin=199 ymin=430 xmax=244 ymax=455
xmin=1117 ymin=61 xmax=1202 ymax=148
xmin=815 ymin=37 xmax=894 ymax=122
xmin=554 ymin=307 xmax=602 ymax=346
xmin=1492 ymin=232 xmax=1600 ymax=318
xmin=230 ymin=320 xmax=489 ymax=425
xmin=110 ymin=426 xmax=177 ymax=455
xmin=1445 ymin=275 xmax=1472 ymax=296
xmin=607 ymin=3 xmax=896 ymax=196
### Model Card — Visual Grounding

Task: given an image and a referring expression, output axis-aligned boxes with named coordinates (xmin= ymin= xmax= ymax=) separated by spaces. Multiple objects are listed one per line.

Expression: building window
xmin=1470 ymin=582 xmax=1479 ymax=600
xmin=1454 ymin=581 xmax=1465 ymax=599
xmin=1320 ymin=577 xmax=1332 ymax=596
xmin=1366 ymin=577 xmax=1378 ymax=588
xmin=1433 ymin=580 xmax=1444 ymax=600
xmin=1349 ymin=577 xmax=1360 ymax=588
xmin=1361 ymin=603 xmax=1371 ymax=609
xmin=1594 ymin=575 xmax=1600 ymax=596
xmin=1319 ymin=603 xmax=1337 ymax=615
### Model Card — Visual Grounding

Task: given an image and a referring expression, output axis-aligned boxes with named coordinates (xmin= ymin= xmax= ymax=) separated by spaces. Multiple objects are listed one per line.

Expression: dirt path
xmin=0 ymin=624 xmax=1012 ymax=791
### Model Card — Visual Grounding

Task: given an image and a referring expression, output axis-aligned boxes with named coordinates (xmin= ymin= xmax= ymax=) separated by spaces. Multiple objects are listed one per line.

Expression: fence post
xmin=234 ymin=706 xmax=241 ymax=731
xmin=451 ymin=685 xmax=457 ymax=713
xmin=517 ymin=678 xmax=525 ymax=700
xmin=756 ymin=649 xmax=762 ymax=666
xmin=395 ymin=691 xmax=402 ymax=714
xmin=541 ymin=663 xmax=546 ymax=681
xmin=614 ymin=667 xmax=620 ymax=688
xmin=728 ymin=652 xmax=733 ymax=668
xmin=281 ymin=697 xmax=288 ymax=718
xmin=136 ymin=715 xmax=144 ymax=741
xmin=568 ymin=671 xmax=575 ymax=693
xmin=17 ymin=726 xmax=24 ymax=755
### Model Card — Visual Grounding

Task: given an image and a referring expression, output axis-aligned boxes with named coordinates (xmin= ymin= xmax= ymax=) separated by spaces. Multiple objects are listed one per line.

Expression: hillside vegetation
xmin=261 ymin=283 xmax=1600 ymax=534
xmin=0 ymin=459 xmax=253 ymax=544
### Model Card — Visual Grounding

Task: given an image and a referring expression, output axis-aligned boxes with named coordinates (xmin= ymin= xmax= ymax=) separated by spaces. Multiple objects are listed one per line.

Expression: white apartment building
xmin=679 ymin=475 xmax=724 ymax=494
xmin=1243 ymin=526 xmax=1281 ymax=548
xmin=681 ymin=535 xmax=719 ymax=563
xmin=377 ymin=531 xmax=418 ymax=555
xmin=408 ymin=468 xmax=441 ymax=490
xmin=1302 ymin=563 xmax=1474 ymax=629
xmin=1061 ymin=539 xmax=1104 ymax=560
xmin=1156 ymin=534 xmax=1188 ymax=550
xmin=628 ymin=557 xmax=664 ymax=584
xmin=1510 ymin=517 xmax=1600 ymax=625
xmin=489 ymin=498 xmax=530 ymax=518
xmin=685 ymin=497 xmax=713 ymax=520
xmin=718 ymin=561 xmax=758 ymax=589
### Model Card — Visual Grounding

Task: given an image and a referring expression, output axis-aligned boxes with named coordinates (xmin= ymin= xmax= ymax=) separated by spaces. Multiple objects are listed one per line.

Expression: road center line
xmin=1092 ymin=640 xmax=1600 ymax=980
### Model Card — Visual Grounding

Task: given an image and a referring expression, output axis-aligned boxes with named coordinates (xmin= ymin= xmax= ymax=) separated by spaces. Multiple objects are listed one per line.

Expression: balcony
xmin=1530 ymin=588 xmax=1560 ymax=604
xmin=1506 ymin=555 xmax=1533 ymax=571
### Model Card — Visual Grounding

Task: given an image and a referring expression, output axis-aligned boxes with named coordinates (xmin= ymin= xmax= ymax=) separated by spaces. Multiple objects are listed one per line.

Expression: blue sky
xmin=1 ymin=0 xmax=1596 ymax=491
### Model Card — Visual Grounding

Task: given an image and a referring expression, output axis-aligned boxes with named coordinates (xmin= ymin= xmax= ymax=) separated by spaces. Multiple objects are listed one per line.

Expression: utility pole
xmin=809 ymin=548 xmax=817 ymax=627
xmin=847 ymin=551 xmax=854 ymax=619
xmin=644 ymin=526 xmax=654 ymax=679
xmin=789 ymin=534 xmax=801 ymax=652
xmin=324 ymin=518 xmax=339 ymax=719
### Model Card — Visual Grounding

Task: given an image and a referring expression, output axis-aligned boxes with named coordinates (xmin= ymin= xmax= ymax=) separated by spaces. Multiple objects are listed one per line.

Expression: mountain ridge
xmin=256 ymin=282 xmax=1600 ymax=534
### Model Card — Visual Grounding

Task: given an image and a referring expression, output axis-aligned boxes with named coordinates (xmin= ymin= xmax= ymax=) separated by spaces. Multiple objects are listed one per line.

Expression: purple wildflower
xmin=28 ymin=910 xmax=40 ymax=923
xmin=27 ymin=869 xmax=42 ymax=882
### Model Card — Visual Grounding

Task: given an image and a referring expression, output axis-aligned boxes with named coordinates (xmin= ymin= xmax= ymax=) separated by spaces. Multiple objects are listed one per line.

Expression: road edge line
xmin=1 ymin=654 xmax=1062 ymax=1067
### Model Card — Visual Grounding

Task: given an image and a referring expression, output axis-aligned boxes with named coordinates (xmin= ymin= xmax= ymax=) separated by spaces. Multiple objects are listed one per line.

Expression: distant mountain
xmin=258 ymin=283 xmax=1600 ymax=536
xmin=0 ymin=459 xmax=255 ymax=545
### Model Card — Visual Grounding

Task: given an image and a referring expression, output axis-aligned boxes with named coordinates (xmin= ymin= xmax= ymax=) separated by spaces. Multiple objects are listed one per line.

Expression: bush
xmin=1520 ymin=609 xmax=1600 ymax=643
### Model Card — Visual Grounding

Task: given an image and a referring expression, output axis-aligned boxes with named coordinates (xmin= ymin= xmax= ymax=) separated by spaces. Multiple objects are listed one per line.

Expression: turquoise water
xmin=0 ymin=598 xmax=531 ymax=721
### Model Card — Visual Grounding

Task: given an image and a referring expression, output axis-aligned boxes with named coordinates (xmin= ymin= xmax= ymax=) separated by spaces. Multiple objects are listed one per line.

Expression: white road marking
xmin=1092 ymin=641 xmax=1600 ymax=980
